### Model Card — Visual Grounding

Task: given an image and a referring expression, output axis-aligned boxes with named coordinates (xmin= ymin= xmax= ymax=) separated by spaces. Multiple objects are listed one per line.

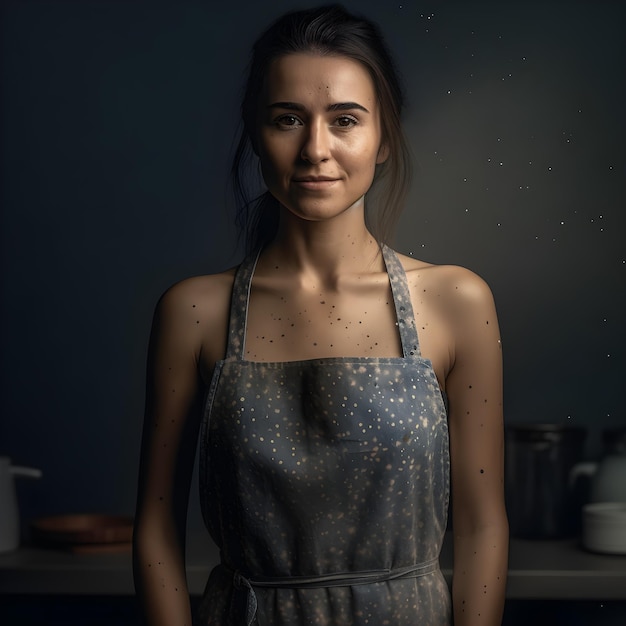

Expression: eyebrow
xmin=268 ymin=101 xmax=370 ymax=114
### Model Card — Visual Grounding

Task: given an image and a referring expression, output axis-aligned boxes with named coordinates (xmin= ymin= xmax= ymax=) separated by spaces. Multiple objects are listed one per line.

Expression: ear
xmin=376 ymin=142 xmax=390 ymax=164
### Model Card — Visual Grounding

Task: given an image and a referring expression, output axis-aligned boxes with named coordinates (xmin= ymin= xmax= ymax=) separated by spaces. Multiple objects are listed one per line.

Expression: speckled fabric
xmin=197 ymin=245 xmax=451 ymax=625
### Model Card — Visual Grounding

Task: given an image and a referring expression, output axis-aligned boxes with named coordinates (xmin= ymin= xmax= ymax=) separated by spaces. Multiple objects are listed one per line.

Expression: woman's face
xmin=256 ymin=53 xmax=387 ymax=224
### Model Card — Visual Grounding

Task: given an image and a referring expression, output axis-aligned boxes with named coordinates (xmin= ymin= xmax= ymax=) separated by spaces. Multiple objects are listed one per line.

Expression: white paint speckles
xmin=197 ymin=246 xmax=451 ymax=624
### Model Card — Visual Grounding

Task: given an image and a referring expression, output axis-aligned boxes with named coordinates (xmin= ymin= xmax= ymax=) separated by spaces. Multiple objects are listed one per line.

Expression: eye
xmin=335 ymin=115 xmax=358 ymax=128
xmin=275 ymin=114 xmax=302 ymax=129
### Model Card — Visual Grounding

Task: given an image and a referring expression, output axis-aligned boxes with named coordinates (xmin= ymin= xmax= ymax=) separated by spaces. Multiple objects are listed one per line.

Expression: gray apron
xmin=197 ymin=244 xmax=451 ymax=625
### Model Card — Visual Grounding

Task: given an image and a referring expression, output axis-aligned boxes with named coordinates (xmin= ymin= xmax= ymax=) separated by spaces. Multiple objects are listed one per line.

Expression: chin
xmin=280 ymin=196 xmax=366 ymax=223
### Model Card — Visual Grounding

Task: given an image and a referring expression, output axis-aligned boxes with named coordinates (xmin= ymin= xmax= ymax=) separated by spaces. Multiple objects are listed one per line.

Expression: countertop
xmin=1 ymin=532 xmax=625 ymax=600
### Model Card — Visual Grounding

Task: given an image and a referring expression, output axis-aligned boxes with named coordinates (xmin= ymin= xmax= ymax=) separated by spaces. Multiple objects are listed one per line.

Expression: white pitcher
xmin=570 ymin=428 xmax=626 ymax=503
xmin=0 ymin=456 xmax=42 ymax=552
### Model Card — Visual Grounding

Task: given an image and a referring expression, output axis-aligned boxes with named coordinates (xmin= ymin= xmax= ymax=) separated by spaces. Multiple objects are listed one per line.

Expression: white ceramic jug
xmin=570 ymin=428 xmax=626 ymax=503
xmin=0 ymin=456 xmax=42 ymax=552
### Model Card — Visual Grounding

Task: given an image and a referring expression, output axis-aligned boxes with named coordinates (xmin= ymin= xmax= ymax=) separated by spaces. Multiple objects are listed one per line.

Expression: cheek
xmin=257 ymin=143 xmax=281 ymax=181
xmin=344 ymin=147 xmax=380 ymax=179
xmin=258 ymin=144 xmax=294 ymax=198
xmin=342 ymin=132 xmax=383 ymax=165
xmin=259 ymin=133 xmax=292 ymax=170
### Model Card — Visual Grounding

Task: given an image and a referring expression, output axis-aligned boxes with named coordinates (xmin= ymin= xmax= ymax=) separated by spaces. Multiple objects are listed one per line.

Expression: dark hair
xmin=231 ymin=4 xmax=411 ymax=252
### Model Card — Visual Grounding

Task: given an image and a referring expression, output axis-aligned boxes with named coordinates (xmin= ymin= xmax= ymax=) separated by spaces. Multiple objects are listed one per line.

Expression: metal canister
xmin=505 ymin=424 xmax=586 ymax=539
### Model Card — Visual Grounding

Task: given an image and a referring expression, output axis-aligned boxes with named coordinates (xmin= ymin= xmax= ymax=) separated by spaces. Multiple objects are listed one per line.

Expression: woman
xmin=133 ymin=5 xmax=508 ymax=625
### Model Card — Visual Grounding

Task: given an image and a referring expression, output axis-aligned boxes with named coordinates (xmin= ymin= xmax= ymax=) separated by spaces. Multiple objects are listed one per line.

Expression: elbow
xmin=453 ymin=502 xmax=509 ymax=539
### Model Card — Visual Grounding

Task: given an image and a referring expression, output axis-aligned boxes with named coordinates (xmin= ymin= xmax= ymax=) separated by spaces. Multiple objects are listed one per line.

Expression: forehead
xmin=263 ymin=53 xmax=377 ymax=106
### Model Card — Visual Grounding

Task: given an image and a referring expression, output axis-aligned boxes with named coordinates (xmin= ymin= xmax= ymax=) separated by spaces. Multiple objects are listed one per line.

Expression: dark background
xmin=1 ymin=0 xmax=625 ymax=541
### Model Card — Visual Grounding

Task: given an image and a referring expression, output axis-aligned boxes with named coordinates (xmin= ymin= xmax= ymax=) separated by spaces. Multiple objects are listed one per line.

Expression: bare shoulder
xmin=151 ymin=268 xmax=237 ymax=373
xmin=395 ymin=251 xmax=497 ymax=317
xmin=156 ymin=268 xmax=236 ymax=320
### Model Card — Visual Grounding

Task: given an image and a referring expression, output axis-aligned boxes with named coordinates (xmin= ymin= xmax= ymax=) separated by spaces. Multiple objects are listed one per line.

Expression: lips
xmin=292 ymin=175 xmax=340 ymax=190
xmin=292 ymin=176 xmax=339 ymax=182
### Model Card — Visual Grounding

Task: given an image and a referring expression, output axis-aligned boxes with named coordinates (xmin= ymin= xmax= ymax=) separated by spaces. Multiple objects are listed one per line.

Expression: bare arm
xmin=445 ymin=269 xmax=509 ymax=625
xmin=133 ymin=280 xmax=208 ymax=626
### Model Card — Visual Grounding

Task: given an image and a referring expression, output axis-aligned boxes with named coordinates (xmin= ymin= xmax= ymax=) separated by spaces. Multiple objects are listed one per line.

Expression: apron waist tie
xmin=223 ymin=558 xmax=440 ymax=626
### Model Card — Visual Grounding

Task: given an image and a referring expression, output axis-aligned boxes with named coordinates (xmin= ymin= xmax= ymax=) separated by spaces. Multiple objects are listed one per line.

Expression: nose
xmin=300 ymin=119 xmax=331 ymax=164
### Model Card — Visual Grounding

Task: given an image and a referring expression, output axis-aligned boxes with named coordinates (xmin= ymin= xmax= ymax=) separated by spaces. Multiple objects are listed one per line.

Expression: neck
xmin=261 ymin=203 xmax=384 ymax=286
